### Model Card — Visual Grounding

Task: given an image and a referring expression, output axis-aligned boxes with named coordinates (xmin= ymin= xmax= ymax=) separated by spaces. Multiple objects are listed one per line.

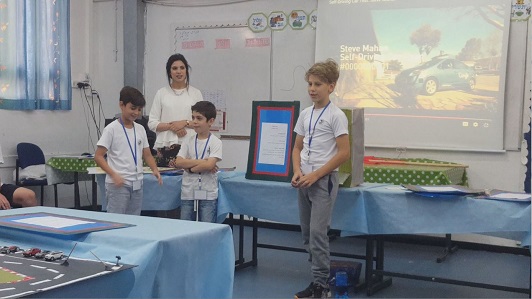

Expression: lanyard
xmin=195 ymin=133 xmax=211 ymax=189
xmin=195 ymin=133 xmax=212 ymax=160
xmin=119 ymin=118 xmax=137 ymax=166
xmin=308 ymin=101 xmax=331 ymax=156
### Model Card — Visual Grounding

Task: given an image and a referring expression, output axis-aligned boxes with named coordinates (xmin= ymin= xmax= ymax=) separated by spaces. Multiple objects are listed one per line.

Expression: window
xmin=0 ymin=0 xmax=71 ymax=110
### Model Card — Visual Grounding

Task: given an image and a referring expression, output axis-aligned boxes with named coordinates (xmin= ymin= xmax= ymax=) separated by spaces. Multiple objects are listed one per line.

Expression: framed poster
xmin=246 ymin=101 xmax=300 ymax=182
xmin=0 ymin=212 xmax=134 ymax=235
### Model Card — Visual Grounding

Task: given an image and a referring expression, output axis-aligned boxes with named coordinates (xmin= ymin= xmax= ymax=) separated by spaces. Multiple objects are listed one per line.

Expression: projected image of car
xmin=395 ymin=57 xmax=476 ymax=96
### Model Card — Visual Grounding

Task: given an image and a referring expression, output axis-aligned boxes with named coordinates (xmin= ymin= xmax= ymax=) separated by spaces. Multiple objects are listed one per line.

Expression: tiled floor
xmin=232 ymin=227 xmax=530 ymax=298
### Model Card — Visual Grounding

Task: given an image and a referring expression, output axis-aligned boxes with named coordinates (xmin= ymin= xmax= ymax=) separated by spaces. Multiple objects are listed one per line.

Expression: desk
xmin=96 ymin=174 xmax=182 ymax=211
xmin=217 ymin=172 xmax=530 ymax=295
xmin=46 ymin=157 xmax=97 ymax=209
xmin=0 ymin=206 xmax=235 ymax=298
xmin=364 ymin=157 xmax=467 ymax=186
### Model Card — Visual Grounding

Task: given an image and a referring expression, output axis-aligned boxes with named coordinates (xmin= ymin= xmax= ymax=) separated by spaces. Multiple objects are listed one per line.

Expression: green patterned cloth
xmin=364 ymin=158 xmax=468 ymax=186
xmin=47 ymin=157 xmax=97 ymax=172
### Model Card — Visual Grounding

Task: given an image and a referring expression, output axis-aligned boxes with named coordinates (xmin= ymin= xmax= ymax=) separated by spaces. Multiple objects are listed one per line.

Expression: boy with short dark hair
xmin=172 ymin=101 xmax=222 ymax=222
xmin=95 ymin=86 xmax=162 ymax=215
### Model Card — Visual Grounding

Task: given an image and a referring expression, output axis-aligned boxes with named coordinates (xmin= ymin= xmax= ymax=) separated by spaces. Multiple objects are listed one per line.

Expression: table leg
xmin=91 ymin=174 xmax=98 ymax=211
xmin=366 ymin=236 xmax=392 ymax=296
xmin=74 ymin=172 xmax=80 ymax=209
xmin=252 ymin=217 xmax=258 ymax=266
xmin=436 ymin=234 xmax=459 ymax=263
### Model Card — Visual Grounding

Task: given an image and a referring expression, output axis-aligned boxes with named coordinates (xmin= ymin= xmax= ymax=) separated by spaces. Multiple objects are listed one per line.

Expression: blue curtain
xmin=0 ymin=0 xmax=71 ymax=110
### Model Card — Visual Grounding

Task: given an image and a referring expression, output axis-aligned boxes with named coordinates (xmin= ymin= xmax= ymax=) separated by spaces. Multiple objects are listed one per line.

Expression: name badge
xmin=193 ymin=189 xmax=207 ymax=200
xmin=132 ymin=180 xmax=142 ymax=191
xmin=301 ymin=164 xmax=312 ymax=175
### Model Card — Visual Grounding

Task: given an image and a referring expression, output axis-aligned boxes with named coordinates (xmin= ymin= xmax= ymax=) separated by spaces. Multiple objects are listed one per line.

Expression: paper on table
xmin=489 ymin=193 xmax=531 ymax=201
xmin=385 ymin=185 xmax=408 ymax=191
xmin=13 ymin=215 xmax=94 ymax=229
xmin=420 ymin=186 xmax=462 ymax=192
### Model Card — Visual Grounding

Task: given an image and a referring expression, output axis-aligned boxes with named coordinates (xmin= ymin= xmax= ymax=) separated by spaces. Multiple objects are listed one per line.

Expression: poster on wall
xmin=246 ymin=101 xmax=300 ymax=182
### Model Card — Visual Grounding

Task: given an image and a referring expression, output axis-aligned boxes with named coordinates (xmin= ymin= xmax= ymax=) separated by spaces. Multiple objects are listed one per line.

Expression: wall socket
xmin=72 ymin=80 xmax=90 ymax=89
xmin=72 ymin=73 xmax=90 ymax=88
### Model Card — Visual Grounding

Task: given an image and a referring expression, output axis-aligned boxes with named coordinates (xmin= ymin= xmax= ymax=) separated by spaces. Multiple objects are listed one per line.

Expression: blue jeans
xmin=180 ymin=199 xmax=217 ymax=222
xmin=105 ymin=183 xmax=143 ymax=215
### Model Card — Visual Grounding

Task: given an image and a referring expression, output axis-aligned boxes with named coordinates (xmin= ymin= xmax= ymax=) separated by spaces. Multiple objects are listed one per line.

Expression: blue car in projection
xmin=395 ymin=57 xmax=476 ymax=96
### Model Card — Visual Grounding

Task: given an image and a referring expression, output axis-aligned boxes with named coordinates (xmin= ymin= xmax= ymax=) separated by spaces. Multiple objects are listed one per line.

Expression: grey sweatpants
xmin=297 ymin=172 xmax=339 ymax=287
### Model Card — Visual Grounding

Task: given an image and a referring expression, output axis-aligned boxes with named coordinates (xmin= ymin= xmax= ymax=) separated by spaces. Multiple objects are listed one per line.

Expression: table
xmin=0 ymin=206 xmax=235 ymax=298
xmin=46 ymin=156 xmax=97 ymax=209
xmin=363 ymin=157 xmax=468 ymax=186
xmin=96 ymin=174 xmax=182 ymax=211
xmin=363 ymin=157 xmax=469 ymax=262
xmin=218 ymin=173 xmax=528 ymax=240
xmin=217 ymin=172 xmax=530 ymax=295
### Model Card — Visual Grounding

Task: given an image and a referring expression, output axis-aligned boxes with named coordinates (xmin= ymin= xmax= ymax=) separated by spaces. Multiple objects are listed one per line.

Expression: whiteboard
xmin=172 ymin=26 xmax=272 ymax=136
xmin=271 ymin=28 xmax=316 ymax=111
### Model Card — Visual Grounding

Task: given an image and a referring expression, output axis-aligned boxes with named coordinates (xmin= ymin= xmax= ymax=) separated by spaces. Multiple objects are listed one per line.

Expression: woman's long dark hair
xmin=165 ymin=53 xmax=190 ymax=89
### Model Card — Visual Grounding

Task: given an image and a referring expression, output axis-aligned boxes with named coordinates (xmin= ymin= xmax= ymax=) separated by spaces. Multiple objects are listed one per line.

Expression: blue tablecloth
xmin=96 ymin=174 xmax=182 ymax=211
xmin=0 ymin=207 xmax=234 ymax=298
xmin=217 ymin=172 xmax=531 ymax=246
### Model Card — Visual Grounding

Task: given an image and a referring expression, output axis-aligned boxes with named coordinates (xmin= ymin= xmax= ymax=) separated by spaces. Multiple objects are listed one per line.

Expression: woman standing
xmin=148 ymin=54 xmax=203 ymax=166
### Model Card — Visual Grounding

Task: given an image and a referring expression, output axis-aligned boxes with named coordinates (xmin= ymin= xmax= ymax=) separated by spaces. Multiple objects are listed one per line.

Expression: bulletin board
xmin=246 ymin=101 xmax=299 ymax=182
xmin=172 ymin=26 xmax=272 ymax=137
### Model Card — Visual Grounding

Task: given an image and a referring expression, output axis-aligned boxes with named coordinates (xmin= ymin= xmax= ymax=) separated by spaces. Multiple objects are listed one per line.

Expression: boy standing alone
xmin=172 ymin=101 xmax=222 ymax=223
xmin=291 ymin=59 xmax=350 ymax=298
xmin=95 ymin=86 xmax=162 ymax=215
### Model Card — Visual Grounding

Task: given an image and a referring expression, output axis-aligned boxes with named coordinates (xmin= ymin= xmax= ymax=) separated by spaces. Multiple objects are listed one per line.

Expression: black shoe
xmin=295 ymin=282 xmax=314 ymax=298
xmin=295 ymin=282 xmax=330 ymax=298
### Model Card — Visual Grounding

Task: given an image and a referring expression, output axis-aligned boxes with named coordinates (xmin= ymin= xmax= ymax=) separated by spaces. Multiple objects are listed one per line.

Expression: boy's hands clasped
xmin=291 ymin=171 xmax=319 ymax=188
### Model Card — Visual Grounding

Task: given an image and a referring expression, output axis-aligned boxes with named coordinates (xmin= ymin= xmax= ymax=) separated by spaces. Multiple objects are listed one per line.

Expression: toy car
xmin=0 ymin=246 xmax=9 ymax=254
xmin=23 ymin=248 xmax=41 ymax=257
xmin=8 ymin=246 xmax=20 ymax=253
xmin=35 ymin=250 xmax=51 ymax=259
xmin=44 ymin=251 xmax=64 ymax=261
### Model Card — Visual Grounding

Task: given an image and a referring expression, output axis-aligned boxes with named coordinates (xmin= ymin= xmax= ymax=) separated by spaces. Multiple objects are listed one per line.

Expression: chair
xmin=16 ymin=142 xmax=58 ymax=206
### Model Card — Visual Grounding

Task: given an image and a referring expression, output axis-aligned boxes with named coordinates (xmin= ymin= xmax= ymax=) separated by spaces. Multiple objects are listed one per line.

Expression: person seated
xmin=0 ymin=178 xmax=37 ymax=209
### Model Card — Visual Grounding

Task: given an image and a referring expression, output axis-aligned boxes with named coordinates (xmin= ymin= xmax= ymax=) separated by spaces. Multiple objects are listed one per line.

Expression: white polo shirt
xmin=294 ymin=102 xmax=349 ymax=171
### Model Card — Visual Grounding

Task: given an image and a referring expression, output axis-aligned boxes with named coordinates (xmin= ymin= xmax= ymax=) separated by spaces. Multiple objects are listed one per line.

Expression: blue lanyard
xmin=308 ymin=101 xmax=331 ymax=156
xmin=195 ymin=133 xmax=211 ymax=188
xmin=119 ymin=118 xmax=137 ymax=166
xmin=195 ymin=133 xmax=212 ymax=160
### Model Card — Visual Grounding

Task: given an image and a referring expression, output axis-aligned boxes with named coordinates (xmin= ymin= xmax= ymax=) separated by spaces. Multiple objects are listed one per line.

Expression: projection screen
xmin=316 ymin=0 xmax=511 ymax=151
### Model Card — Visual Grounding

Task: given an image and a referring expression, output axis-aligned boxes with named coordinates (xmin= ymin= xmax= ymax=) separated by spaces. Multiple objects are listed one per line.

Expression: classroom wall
xmin=0 ymin=0 xmax=529 ymax=210
xmin=139 ymin=0 xmax=530 ymax=192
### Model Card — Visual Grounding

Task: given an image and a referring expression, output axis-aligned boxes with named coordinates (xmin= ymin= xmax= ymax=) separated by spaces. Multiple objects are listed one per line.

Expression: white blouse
xmin=148 ymin=86 xmax=203 ymax=148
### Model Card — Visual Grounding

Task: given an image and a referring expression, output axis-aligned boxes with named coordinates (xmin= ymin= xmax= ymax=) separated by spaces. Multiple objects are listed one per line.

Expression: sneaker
xmin=295 ymin=282 xmax=314 ymax=298
xmin=313 ymin=284 xmax=330 ymax=298
xmin=294 ymin=282 xmax=330 ymax=299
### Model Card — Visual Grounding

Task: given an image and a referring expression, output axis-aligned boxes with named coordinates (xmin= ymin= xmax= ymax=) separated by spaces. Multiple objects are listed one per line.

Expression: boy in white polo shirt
xmin=95 ymin=86 xmax=162 ymax=215
xmin=291 ymin=59 xmax=350 ymax=298
xmin=172 ymin=101 xmax=222 ymax=223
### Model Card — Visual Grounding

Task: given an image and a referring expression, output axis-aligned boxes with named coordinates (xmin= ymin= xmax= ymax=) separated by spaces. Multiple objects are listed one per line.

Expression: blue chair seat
xmin=16 ymin=143 xmax=58 ymax=206
xmin=19 ymin=178 xmax=48 ymax=186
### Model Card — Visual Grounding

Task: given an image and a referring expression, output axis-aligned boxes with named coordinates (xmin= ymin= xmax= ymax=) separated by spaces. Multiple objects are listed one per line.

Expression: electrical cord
xmin=79 ymin=88 xmax=95 ymax=152
xmin=80 ymin=84 xmax=104 ymax=139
